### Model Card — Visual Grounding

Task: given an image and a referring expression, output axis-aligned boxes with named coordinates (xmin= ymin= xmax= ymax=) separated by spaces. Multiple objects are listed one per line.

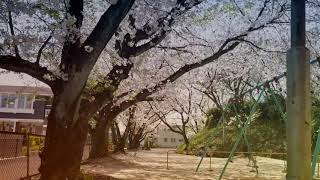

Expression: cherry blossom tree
xmin=0 ymin=0 xmax=135 ymax=179
xmin=193 ymin=68 xmax=254 ymax=110
xmin=88 ymin=0 xmax=204 ymax=157
xmin=149 ymin=88 xmax=195 ymax=149
xmin=0 ymin=0 xmax=290 ymax=178
xmin=127 ymin=104 xmax=161 ymax=150
xmin=111 ymin=106 xmax=136 ymax=153
xmin=0 ymin=0 xmax=206 ymax=176
xmin=88 ymin=0 xmax=288 ymax=158
xmin=107 ymin=103 xmax=161 ymax=152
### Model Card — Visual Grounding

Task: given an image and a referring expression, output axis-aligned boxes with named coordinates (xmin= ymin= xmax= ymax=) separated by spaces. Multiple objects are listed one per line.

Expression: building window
xmin=164 ymin=138 xmax=167 ymax=142
xmin=25 ymin=95 xmax=33 ymax=109
xmin=1 ymin=94 xmax=8 ymax=108
xmin=17 ymin=94 xmax=26 ymax=108
xmin=0 ymin=94 xmax=17 ymax=108
xmin=179 ymin=139 xmax=183 ymax=142
xmin=8 ymin=94 xmax=17 ymax=108
xmin=45 ymin=109 xmax=51 ymax=118
xmin=171 ymin=138 xmax=176 ymax=142
xmin=0 ymin=93 xmax=34 ymax=110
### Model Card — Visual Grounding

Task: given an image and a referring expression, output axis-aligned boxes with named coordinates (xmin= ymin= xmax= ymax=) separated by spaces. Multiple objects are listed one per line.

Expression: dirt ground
xmin=81 ymin=148 xmax=288 ymax=180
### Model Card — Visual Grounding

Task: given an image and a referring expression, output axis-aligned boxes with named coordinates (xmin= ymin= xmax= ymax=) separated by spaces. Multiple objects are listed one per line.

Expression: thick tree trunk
xmin=114 ymin=140 xmax=126 ymax=153
xmin=39 ymin=117 xmax=87 ymax=179
xmin=111 ymin=121 xmax=128 ymax=153
xmin=128 ymin=126 xmax=144 ymax=150
xmin=89 ymin=106 xmax=117 ymax=158
xmin=39 ymin=95 xmax=88 ymax=180
xmin=89 ymin=117 xmax=111 ymax=159
xmin=128 ymin=136 xmax=141 ymax=150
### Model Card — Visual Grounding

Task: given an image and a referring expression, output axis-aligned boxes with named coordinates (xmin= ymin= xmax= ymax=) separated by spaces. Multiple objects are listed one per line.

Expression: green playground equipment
xmin=194 ymin=85 xmax=289 ymax=176
xmin=312 ymin=130 xmax=320 ymax=177
xmin=217 ymin=89 xmax=265 ymax=180
xmin=195 ymin=110 xmax=225 ymax=172
xmin=196 ymin=2 xmax=317 ymax=178
xmin=193 ymin=60 xmax=320 ymax=178
xmin=231 ymin=103 xmax=258 ymax=174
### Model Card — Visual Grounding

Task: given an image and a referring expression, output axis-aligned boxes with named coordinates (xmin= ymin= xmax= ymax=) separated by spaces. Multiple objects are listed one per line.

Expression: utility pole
xmin=286 ymin=0 xmax=311 ymax=179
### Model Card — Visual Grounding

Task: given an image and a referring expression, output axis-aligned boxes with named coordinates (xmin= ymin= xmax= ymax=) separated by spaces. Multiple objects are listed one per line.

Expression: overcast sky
xmin=0 ymin=69 xmax=49 ymax=87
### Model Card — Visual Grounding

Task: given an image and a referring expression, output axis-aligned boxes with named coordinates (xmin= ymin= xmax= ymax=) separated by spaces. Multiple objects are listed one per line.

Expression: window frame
xmin=45 ymin=109 xmax=51 ymax=118
xmin=0 ymin=94 xmax=8 ymax=108
xmin=17 ymin=94 xmax=26 ymax=109
xmin=0 ymin=93 xmax=35 ymax=113
xmin=7 ymin=94 xmax=17 ymax=108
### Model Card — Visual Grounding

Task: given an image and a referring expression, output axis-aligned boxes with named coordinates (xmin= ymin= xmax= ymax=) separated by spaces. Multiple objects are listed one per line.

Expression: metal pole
xmin=26 ymin=133 xmax=30 ymax=179
xmin=318 ymin=161 xmax=319 ymax=177
xmin=222 ymin=112 xmax=225 ymax=147
xmin=167 ymin=151 xmax=169 ymax=170
xmin=312 ymin=130 xmax=320 ymax=176
xmin=15 ymin=138 xmax=18 ymax=157
xmin=287 ymin=0 xmax=311 ymax=179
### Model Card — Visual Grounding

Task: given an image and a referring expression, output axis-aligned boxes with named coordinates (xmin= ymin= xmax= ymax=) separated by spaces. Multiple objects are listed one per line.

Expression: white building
xmin=153 ymin=125 xmax=185 ymax=148
xmin=0 ymin=72 xmax=53 ymax=134
xmin=0 ymin=85 xmax=52 ymax=134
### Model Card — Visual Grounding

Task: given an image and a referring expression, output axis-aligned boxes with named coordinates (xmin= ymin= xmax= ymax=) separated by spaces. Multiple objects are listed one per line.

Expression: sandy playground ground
xmin=81 ymin=148 xmax=291 ymax=180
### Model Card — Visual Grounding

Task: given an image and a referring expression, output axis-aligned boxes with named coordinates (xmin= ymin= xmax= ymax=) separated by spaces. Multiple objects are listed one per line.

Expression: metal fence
xmin=0 ymin=131 xmax=92 ymax=180
xmin=0 ymin=131 xmax=45 ymax=180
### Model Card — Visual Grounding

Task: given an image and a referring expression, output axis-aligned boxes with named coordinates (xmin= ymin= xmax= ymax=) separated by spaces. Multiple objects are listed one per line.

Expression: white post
xmin=13 ymin=121 xmax=17 ymax=132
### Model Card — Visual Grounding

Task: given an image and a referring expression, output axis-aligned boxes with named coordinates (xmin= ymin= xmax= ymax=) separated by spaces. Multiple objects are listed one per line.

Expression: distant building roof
xmin=0 ymin=85 xmax=53 ymax=96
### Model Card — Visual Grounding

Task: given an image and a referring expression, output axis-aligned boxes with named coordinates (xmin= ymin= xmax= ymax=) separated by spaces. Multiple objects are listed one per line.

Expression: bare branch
xmin=116 ymin=0 xmax=203 ymax=58
xmin=237 ymin=39 xmax=286 ymax=53
xmin=156 ymin=45 xmax=194 ymax=55
xmin=81 ymin=0 xmax=135 ymax=61
xmin=0 ymin=55 xmax=61 ymax=90
xmin=8 ymin=11 xmax=20 ymax=58
xmin=36 ymin=35 xmax=53 ymax=64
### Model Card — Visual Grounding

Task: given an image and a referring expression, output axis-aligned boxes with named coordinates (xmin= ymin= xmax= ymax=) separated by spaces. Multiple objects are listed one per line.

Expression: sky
xmin=0 ymin=69 xmax=49 ymax=87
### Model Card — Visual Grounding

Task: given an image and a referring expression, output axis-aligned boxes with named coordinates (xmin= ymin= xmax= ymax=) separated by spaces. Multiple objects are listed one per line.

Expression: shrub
xmin=179 ymin=93 xmax=287 ymax=158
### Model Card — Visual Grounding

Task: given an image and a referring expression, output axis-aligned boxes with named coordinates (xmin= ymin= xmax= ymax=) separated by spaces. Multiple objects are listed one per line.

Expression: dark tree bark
xmin=39 ymin=94 xmax=89 ymax=180
xmin=37 ymin=2 xmax=135 ymax=178
xmin=111 ymin=121 xmax=128 ymax=153
xmin=128 ymin=123 xmax=145 ymax=150
xmin=89 ymin=108 xmax=112 ymax=159
xmin=89 ymin=101 xmax=121 ymax=157
xmin=89 ymin=104 xmax=117 ymax=159
xmin=111 ymin=107 xmax=135 ymax=153
xmin=0 ymin=1 xmax=285 ymax=178
xmin=90 ymin=122 xmax=110 ymax=158
xmin=36 ymin=1 xmax=135 ymax=179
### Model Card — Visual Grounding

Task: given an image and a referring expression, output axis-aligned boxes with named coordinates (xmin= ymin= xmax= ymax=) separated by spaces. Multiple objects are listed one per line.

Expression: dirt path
xmin=81 ymin=148 xmax=287 ymax=180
